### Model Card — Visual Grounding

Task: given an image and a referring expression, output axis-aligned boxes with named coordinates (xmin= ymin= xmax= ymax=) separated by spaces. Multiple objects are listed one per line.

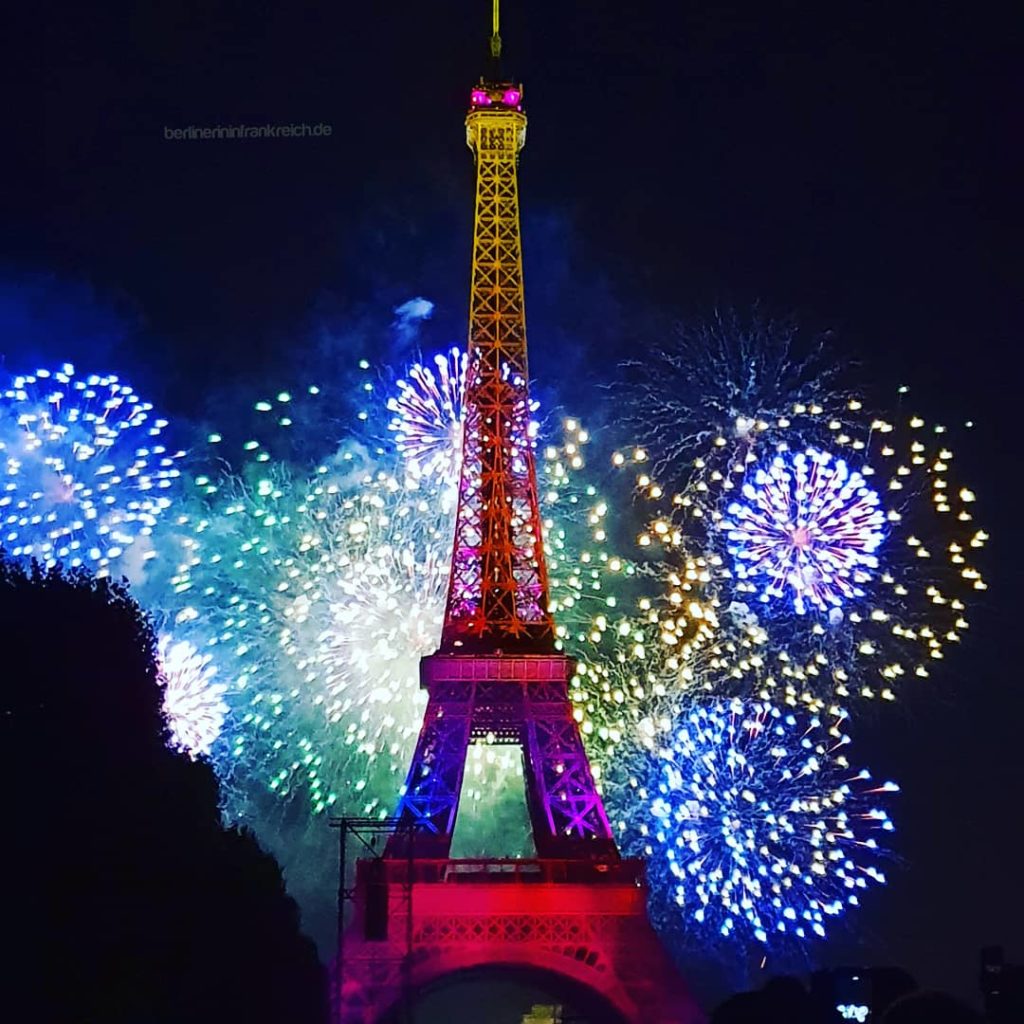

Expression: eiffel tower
xmin=334 ymin=6 xmax=703 ymax=1022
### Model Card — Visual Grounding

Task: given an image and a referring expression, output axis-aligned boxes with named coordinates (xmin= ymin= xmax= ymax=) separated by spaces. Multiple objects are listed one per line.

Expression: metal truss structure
xmin=442 ymin=73 xmax=552 ymax=648
xmin=331 ymin=818 xmax=417 ymax=1024
xmin=387 ymin=654 xmax=615 ymax=859
xmin=336 ymin=9 xmax=704 ymax=1022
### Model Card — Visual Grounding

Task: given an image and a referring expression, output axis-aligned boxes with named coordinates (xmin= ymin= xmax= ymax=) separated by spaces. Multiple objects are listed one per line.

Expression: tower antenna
xmin=490 ymin=0 xmax=502 ymax=60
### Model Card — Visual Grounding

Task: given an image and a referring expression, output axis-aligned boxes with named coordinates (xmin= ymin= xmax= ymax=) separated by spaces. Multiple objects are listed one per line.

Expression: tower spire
xmin=490 ymin=0 xmax=502 ymax=60
xmin=444 ymin=34 xmax=544 ymax=650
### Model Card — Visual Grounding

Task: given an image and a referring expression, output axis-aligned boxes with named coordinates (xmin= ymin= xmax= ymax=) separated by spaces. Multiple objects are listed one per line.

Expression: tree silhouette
xmin=2 ymin=557 xmax=326 ymax=1023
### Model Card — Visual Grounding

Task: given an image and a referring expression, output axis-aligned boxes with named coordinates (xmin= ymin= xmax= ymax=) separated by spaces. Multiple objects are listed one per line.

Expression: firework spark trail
xmin=0 ymin=364 xmax=183 ymax=580
xmin=387 ymin=347 xmax=466 ymax=484
xmin=609 ymin=698 xmax=898 ymax=951
xmin=539 ymin=418 xmax=729 ymax=777
xmin=618 ymin=311 xmax=848 ymax=478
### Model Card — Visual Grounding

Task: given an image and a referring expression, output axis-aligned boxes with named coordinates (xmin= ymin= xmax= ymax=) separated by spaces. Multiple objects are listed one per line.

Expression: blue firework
xmin=616 ymin=699 xmax=897 ymax=950
xmin=0 ymin=364 xmax=183 ymax=581
xmin=723 ymin=448 xmax=886 ymax=616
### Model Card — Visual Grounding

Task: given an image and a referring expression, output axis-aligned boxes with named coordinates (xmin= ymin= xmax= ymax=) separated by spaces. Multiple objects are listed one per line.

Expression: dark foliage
xmin=2 ymin=557 xmax=326 ymax=1023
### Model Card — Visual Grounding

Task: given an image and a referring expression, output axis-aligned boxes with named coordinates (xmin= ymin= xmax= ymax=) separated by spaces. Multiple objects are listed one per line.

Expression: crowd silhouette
xmin=709 ymin=961 xmax=1024 ymax=1024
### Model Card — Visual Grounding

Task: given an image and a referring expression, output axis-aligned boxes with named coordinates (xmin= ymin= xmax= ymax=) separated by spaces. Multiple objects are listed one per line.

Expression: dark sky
xmin=10 ymin=0 xmax=1024 ymax=1010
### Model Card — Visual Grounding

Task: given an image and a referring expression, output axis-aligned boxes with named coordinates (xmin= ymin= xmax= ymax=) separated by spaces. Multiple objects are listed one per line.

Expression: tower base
xmin=335 ymin=858 xmax=704 ymax=1024
xmin=388 ymin=653 xmax=617 ymax=859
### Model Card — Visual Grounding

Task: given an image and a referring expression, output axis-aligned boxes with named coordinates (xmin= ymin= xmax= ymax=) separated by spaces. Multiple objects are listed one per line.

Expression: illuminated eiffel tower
xmin=334 ymin=6 xmax=703 ymax=1022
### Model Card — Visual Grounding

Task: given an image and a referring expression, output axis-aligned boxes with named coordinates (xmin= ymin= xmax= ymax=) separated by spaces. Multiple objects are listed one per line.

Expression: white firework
xmin=158 ymin=635 xmax=229 ymax=758
xmin=387 ymin=347 xmax=466 ymax=484
xmin=285 ymin=500 xmax=450 ymax=735
xmin=723 ymin=448 xmax=886 ymax=616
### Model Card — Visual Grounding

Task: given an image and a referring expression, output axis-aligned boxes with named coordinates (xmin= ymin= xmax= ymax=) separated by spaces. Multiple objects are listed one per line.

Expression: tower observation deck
xmin=333 ymin=6 xmax=704 ymax=1022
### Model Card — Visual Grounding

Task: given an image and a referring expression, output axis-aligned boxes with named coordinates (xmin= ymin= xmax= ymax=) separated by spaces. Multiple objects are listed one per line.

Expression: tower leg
xmin=386 ymin=695 xmax=471 ymax=858
xmin=523 ymin=713 xmax=617 ymax=858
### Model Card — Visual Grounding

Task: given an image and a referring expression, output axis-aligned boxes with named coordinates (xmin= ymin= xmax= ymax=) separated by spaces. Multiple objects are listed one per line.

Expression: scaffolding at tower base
xmin=331 ymin=817 xmax=418 ymax=1024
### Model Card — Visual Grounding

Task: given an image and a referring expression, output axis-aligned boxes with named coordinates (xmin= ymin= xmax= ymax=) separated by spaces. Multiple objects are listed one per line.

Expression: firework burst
xmin=0 ymin=364 xmax=182 ymax=580
xmin=610 ymin=698 xmax=897 ymax=950
xmin=619 ymin=397 xmax=987 ymax=709
xmin=387 ymin=347 xmax=466 ymax=484
xmin=162 ymin=455 xmax=447 ymax=816
xmin=536 ymin=419 xmax=723 ymax=781
xmin=158 ymin=635 xmax=228 ymax=758
xmin=275 ymin=471 xmax=455 ymax=813
xmin=619 ymin=311 xmax=846 ymax=478
xmin=723 ymin=448 xmax=886 ymax=616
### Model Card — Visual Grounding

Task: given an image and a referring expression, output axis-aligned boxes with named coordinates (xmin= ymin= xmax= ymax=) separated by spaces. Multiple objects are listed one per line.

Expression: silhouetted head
xmin=761 ymin=975 xmax=812 ymax=1023
xmin=763 ymin=974 xmax=809 ymax=1000
xmin=711 ymin=991 xmax=765 ymax=1024
xmin=883 ymin=990 xmax=983 ymax=1024
xmin=869 ymin=966 xmax=918 ymax=1016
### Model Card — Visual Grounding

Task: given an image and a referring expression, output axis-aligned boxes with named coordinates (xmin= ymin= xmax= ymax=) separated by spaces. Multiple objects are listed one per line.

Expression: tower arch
xmin=377 ymin=960 xmax=633 ymax=1024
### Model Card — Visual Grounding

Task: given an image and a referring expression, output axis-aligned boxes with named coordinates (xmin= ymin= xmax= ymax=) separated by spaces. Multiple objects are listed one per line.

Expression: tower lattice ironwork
xmin=443 ymin=59 xmax=549 ymax=649
xmin=335 ymin=7 xmax=703 ymax=1022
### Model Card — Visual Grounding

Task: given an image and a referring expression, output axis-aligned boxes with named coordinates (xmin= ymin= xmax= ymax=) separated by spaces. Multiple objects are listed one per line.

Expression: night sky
xmin=11 ymin=0 xmax=1023 ymax=1011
